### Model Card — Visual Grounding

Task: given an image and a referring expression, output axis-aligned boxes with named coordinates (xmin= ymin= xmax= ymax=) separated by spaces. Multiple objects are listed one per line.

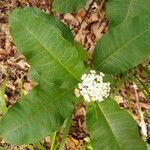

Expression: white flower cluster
xmin=78 ymin=70 xmax=111 ymax=102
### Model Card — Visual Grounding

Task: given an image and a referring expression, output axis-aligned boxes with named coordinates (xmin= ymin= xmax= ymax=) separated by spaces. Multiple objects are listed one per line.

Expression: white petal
xmin=90 ymin=70 xmax=96 ymax=74
xmin=84 ymin=94 xmax=90 ymax=102
xmin=81 ymin=74 xmax=87 ymax=80
xmin=100 ymin=72 xmax=105 ymax=77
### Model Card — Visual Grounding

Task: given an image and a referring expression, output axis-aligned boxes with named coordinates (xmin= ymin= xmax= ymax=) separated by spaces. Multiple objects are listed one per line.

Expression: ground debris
xmin=0 ymin=0 xmax=150 ymax=149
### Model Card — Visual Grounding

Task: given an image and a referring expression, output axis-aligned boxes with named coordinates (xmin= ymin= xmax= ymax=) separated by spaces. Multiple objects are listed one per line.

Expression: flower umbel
xmin=78 ymin=70 xmax=110 ymax=102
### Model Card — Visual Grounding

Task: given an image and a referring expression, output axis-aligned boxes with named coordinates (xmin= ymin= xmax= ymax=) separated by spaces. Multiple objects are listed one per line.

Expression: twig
xmin=49 ymin=0 xmax=54 ymax=14
xmin=74 ymin=0 xmax=96 ymax=38
xmin=99 ymin=0 xmax=106 ymax=10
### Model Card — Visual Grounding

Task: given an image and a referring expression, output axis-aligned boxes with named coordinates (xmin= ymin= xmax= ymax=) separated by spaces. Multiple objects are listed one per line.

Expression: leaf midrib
xmin=97 ymin=103 xmax=122 ymax=149
xmin=96 ymin=26 xmax=150 ymax=69
xmin=125 ymin=0 xmax=133 ymax=21
xmin=13 ymin=17 xmax=80 ymax=82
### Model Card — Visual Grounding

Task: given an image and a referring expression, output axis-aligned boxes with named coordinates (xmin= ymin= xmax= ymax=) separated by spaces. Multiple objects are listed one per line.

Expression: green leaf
xmin=86 ymin=99 xmax=147 ymax=150
xmin=74 ymin=42 xmax=87 ymax=61
xmin=94 ymin=16 xmax=150 ymax=74
xmin=0 ymin=147 xmax=6 ymax=150
xmin=9 ymin=7 xmax=85 ymax=88
xmin=22 ymin=7 xmax=74 ymax=43
xmin=52 ymin=0 xmax=87 ymax=13
xmin=0 ymin=83 xmax=75 ymax=144
xmin=147 ymin=143 xmax=150 ymax=150
xmin=107 ymin=0 xmax=150 ymax=28
xmin=0 ymin=7 xmax=85 ymax=144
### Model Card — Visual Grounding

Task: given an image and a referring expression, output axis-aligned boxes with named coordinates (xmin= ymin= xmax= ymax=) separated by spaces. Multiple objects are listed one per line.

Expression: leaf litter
xmin=0 ymin=0 xmax=150 ymax=149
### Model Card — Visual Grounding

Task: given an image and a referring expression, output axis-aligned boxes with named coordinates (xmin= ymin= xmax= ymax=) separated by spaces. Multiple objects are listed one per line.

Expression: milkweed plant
xmin=0 ymin=0 xmax=150 ymax=150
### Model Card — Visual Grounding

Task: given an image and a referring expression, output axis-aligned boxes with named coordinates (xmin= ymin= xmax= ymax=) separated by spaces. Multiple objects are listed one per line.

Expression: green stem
xmin=90 ymin=101 xmax=98 ymax=119
xmin=130 ymin=76 xmax=150 ymax=103
xmin=35 ymin=141 xmax=46 ymax=150
xmin=26 ymin=144 xmax=34 ymax=150
xmin=59 ymin=115 xmax=72 ymax=150
xmin=141 ymin=66 xmax=150 ymax=77
xmin=111 ymin=74 xmax=127 ymax=98
xmin=135 ymin=76 xmax=150 ymax=102
xmin=0 ymin=74 xmax=8 ymax=114
xmin=50 ymin=130 xmax=57 ymax=150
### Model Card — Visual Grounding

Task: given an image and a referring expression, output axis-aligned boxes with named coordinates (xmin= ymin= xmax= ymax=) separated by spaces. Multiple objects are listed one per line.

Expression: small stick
xmin=132 ymin=83 xmax=147 ymax=141
xmin=74 ymin=0 xmax=96 ymax=38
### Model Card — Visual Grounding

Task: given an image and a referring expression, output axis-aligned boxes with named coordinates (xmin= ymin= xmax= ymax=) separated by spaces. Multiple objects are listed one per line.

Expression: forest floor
xmin=0 ymin=0 xmax=150 ymax=149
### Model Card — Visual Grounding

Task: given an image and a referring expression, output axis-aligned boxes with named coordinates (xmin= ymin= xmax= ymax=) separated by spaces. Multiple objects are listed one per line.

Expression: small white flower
xmin=90 ymin=70 xmax=96 ymax=74
xmin=81 ymin=74 xmax=87 ymax=80
xmin=100 ymin=72 xmax=105 ymax=77
xmin=77 ymin=70 xmax=111 ymax=102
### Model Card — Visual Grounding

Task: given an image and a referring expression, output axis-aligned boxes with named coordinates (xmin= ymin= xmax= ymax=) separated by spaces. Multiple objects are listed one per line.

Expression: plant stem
xmin=59 ymin=115 xmax=72 ymax=150
xmin=26 ymin=144 xmax=34 ymax=150
xmin=141 ymin=66 xmax=150 ymax=77
xmin=111 ymin=74 xmax=127 ymax=98
xmin=35 ymin=141 xmax=46 ymax=150
xmin=135 ymin=76 xmax=150 ymax=103
xmin=0 ymin=74 xmax=8 ymax=114
xmin=130 ymin=75 xmax=150 ymax=103
xmin=50 ymin=130 xmax=57 ymax=150
xmin=91 ymin=101 xmax=98 ymax=119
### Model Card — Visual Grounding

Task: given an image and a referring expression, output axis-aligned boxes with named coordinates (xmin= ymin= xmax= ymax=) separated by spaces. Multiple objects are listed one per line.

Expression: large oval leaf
xmin=86 ymin=99 xmax=146 ymax=150
xmin=107 ymin=0 xmax=150 ymax=28
xmin=52 ymin=0 xmax=87 ymax=13
xmin=0 ymin=8 xmax=85 ymax=144
xmin=0 ymin=82 xmax=75 ymax=144
xmin=94 ymin=16 xmax=150 ymax=74
xmin=9 ymin=7 xmax=85 ymax=88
